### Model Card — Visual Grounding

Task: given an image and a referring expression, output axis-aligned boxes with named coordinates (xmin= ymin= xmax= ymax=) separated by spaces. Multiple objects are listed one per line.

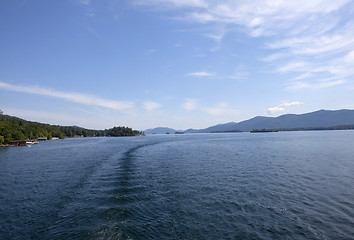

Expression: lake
xmin=0 ymin=131 xmax=353 ymax=239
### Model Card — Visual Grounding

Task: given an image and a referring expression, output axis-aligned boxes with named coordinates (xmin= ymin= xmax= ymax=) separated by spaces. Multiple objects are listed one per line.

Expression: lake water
xmin=0 ymin=131 xmax=353 ymax=239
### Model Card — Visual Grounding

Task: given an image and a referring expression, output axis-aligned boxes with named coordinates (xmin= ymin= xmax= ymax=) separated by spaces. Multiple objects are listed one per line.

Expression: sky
xmin=1 ymin=0 xmax=354 ymax=130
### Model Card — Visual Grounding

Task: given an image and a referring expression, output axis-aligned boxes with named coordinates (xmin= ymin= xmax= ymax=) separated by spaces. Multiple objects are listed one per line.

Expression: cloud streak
xmin=134 ymin=0 xmax=207 ymax=8
xmin=188 ymin=71 xmax=214 ymax=77
xmin=0 ymin=82 xmax=133 ymax=110
xmin=143 ymin=101 xmax=162 ymax=111
xmin=287 ymin=79 xmax=346 ymax=90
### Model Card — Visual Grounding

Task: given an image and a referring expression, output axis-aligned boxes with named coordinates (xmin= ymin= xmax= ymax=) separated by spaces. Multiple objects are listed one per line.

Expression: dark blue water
xmin=0 ymin=131 xmax=353 ymax=239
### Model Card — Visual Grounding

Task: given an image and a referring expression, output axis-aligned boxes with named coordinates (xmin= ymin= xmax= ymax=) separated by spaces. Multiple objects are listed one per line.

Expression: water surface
xmin=0 ymin=131 xmax=353 ymax=239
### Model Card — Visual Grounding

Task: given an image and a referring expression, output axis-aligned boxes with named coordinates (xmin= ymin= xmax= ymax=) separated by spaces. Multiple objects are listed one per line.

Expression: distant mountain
xmin=185 ymin=109 xmax=354 ymax=133
xmin=184 ymin=122 xmax=239 ymax=133
xmin=144 ymin=127 xmax=182 ymax=134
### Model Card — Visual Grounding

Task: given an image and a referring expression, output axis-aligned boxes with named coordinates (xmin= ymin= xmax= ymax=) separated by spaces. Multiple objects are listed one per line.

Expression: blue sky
xmin=1 ymin=0 xmax=354 ymax=130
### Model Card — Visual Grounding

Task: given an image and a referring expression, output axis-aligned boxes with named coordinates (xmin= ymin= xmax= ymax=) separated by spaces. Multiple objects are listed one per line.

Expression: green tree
xmin=0 ymin=114 xmax=141 ymax=144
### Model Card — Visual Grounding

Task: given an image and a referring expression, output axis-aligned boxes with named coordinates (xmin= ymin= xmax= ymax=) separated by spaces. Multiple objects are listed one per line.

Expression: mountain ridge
xmin=145 ymin=109 xmax=354 ymax=134
xmin=144 ymin=127 xmax=183 ymax=134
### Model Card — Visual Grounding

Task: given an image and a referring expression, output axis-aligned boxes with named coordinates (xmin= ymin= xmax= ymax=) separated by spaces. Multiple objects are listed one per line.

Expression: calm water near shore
xmin=0 ymin=131 xmax=353 ymax=239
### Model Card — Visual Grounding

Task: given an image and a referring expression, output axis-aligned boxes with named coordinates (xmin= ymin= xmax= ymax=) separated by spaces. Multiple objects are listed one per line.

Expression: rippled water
xmin=0 ymin=131 xmax=353 ymax=239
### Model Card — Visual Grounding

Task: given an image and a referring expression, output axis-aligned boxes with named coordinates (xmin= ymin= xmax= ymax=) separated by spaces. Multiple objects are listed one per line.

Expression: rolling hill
xmin=144 ymin=127 xmax=182 ymax=134
xmin=178 ymin=109 xmax=354 ymax=133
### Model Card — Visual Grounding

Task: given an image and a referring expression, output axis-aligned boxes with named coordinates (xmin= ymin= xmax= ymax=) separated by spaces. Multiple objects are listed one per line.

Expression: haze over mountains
xmin=144 ymin=110 xmax=354 ymax=134
xmin=144 ymin=127 xmax=183 ymax=135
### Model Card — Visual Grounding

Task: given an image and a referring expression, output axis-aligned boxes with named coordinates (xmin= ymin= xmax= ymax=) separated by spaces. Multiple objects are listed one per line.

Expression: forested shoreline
xmin=0 ymin=114 xmax=143 ymax=145
xmin=250 ymin=125 xmax=354 ymax=133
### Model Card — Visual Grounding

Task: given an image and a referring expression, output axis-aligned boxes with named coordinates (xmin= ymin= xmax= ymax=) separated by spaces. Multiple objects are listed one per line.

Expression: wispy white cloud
xmin=261 ymin=52 xmax=288 ymax=62
xmin=134 ymin=0 xmax=207 ymax=8
xmin=287 ymin=79 xmax=346 ymax=90
xmin=136 ymin=0 xmax=354 ymax=89
xmin=142 ymin=101 xmax=162 ymax=111
xmin=188 ymin=12 xmax=216 ymax=23
xmin=266 ymin=21 xmax=354 ymax=56
xmin=278 ymin=101 xmax=304 ymax=108
xmin=150 ymin=0 xmax=350 ymax=31
xmin=183 ymin=98 xmax=198 ymax=110
xmin=207 ymin=31 xmax=225 ymax=51
xmin=207 ymin=32 xmax=224 ymax=42
xmin=0 ymin=82 xmax=133 ymax=110
xmin=188 ymin=71 xmax=214 ymax=77
xmin=204 ymin=102 xmax=238 ymax=116
xmin=292 ymin=73 xmax=314 ymax=80
xmin=266 ymin=101 xmax=304 ymax=115
xmin=277 ymin=61 xmax=309 ymax=73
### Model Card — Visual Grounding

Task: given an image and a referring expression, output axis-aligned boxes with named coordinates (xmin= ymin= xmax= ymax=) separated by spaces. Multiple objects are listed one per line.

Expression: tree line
xmin=0 ymin=113 xmax=143 ymax=145
xmin=251 ymin=125 xmax=354 ymax=133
